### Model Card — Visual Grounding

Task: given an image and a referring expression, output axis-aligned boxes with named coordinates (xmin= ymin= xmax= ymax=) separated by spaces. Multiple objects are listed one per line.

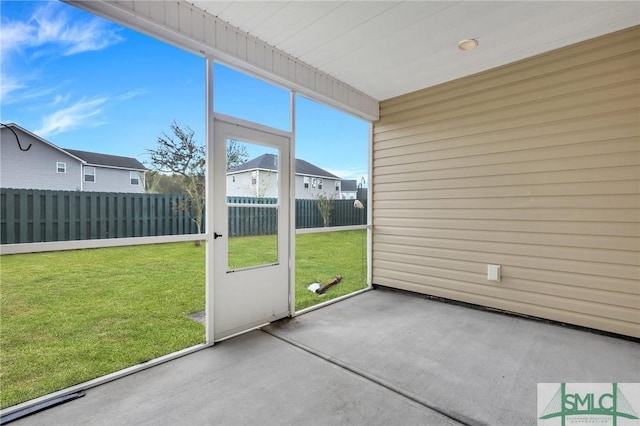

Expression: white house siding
xmin=228 ymin=172 xmax=341 ymax=199
xmin=372 ymin=26 xmax=640 ymax=338
xmin=294 ymin=175 xmax=341 ymax=200
xmin=1 ymin=128 xmax=82 ymax=191
xmin=341 ymin=191 xmax=357 ymax=200
xmin=82 ymin=166 xmax=145 ymax=193
xmin=227 ymin=170 xmax=278 ymax=198
xmin=227 ymin=172 xmax=255 ymax=197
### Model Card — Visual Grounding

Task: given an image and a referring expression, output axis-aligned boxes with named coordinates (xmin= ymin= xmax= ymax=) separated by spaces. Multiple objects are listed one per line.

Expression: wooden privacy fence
xmin=1 ymin=189 xmax=367 ymax=244
xmin=228 ymin=197 xmax=367 ymax=237
xmin=0 ymin=189 xmax=198 ymax=244
xmin=296 ymin=198 xmax=367 ymax=229
xmin=228 ymin=196 xmax=278 ymax=237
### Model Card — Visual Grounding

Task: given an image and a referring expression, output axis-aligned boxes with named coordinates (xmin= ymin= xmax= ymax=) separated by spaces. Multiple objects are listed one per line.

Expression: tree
xmin=226 ymin=139 xmax=249 ymax=171
xmin=148 ymin=121 xmax=205 ymax=246
xmin=147 ymin=122 xmax=252 ymax=246
xmin=145 ymin=171 xmax=187 ymax=194
xmin=315 ymin=193 xmax=335 ymax=227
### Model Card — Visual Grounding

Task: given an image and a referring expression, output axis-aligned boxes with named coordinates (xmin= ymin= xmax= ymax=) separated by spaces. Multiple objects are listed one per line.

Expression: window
xmin=335 ymin=181 xmax=340 ymax=191
xmin=318 ymin=178 xmax=323 ymax=190
xmin=130 ymin=171 xmax=140 ymax=185
xmin=84 ymin=167 xmax=95 ymax=182
xmin=303 ymin=176 xmax=309 ymax=189
xmin=251 ymin=171 xmax=257 ymax=185
xmin=56 ymin=162 xmax=66 ymax=173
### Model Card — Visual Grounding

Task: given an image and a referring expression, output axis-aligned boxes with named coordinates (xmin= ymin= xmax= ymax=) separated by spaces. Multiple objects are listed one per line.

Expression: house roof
xmin=340 ymin=180 xmax=358 ymax=192
xmin=229 ymin=153 xmax=339 ymax=179
xmin=2 ymin=123 xmax=85 ymax=162
xmin=64 ymin=149 xmax=147 ymax=171
xmin=295 ymin=158 xmax=339 ymax=179
xmin=3 ymin=123 xmax=147 ymax=172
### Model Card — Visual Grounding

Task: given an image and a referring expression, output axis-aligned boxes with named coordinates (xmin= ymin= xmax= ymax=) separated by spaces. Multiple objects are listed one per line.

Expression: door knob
xmin=214 ymin=232 xmax=223 ymax=239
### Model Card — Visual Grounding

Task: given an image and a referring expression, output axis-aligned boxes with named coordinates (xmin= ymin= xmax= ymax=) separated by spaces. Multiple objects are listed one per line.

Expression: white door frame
xmin=211 ymin=114 xmax=293 ymax=341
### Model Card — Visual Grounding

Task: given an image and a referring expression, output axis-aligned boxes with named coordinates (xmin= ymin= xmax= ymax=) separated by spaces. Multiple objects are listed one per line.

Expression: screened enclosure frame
xmin=0 ymin=13 xmax=372 ymax=418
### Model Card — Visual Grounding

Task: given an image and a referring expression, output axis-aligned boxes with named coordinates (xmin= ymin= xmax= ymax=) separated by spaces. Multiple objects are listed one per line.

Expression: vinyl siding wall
xmin=1 ymin=128 xmax=82 ymax=191
xmin=82 ymin=166 xmax=146 ymax=194
xmin=372 ymin=26 xmax=640 ymax=338
xmin=294 ymin=175 xmax=340 ymax=200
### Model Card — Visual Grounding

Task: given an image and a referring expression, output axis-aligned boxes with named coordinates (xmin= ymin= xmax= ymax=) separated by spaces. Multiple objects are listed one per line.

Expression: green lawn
xmin=0 ymin=230 xmax=366 ymax=408
xmin=294 ymin=230 xmax=368 ymax=310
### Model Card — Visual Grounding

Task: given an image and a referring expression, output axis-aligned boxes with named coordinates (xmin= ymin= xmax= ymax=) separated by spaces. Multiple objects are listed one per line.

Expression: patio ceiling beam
xmin=64 ymin=0 xmax=380 ymax=121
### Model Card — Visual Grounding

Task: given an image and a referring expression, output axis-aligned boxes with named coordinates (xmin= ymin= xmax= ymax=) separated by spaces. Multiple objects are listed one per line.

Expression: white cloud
xmin=0 ymin=20 xmax=34 ymax=55
xmin=1 ymin=1 xmax=123 ymax=118
xmin=35 ymin=97 xmax=108 ymax=137
xmin=0 ymin=73 xmax=25 ymax=99
xmin=117 ymin=89 xmax=148 ymax=101
xmin=32 ymin=2 xmax=124 ymax=56
xmin=0 ymin=2 xmax=123 ymax=60
xmin=60 ymin=20 xmax=123 ymax=56
xmin=53 ymin=93 xmax=71 ymax=105
xmin=1 ymin=81 xmax=66 ymax=106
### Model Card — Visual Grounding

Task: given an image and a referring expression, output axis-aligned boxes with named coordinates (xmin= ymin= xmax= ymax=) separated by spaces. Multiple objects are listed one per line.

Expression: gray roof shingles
xmin=229 ymin=153 xmax=339 ymax=179
xmin=340 ymin=179 xmax=358 ymax=192
xmin=65 ymin=149 xmax=147 ymax=171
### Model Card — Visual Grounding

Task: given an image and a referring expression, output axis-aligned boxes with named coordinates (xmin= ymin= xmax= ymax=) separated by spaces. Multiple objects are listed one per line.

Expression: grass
xmin=229 ymin=229 xmax=367 ymax=311
xmin=0 ymin=230 xmax=366 ymax=408
xmin=294 ymin=230 xmax=368 ymax=310
xmin=0 ymin=244 xmax=206 ymax=409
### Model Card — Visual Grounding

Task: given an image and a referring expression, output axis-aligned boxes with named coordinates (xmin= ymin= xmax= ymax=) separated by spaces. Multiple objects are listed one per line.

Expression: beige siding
xmin=372 ymin=26 xmax=640 ymax=338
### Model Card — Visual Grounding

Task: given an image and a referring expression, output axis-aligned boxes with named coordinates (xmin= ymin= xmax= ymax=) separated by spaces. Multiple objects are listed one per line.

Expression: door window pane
xmin=226 ymin=140 xmax=279 ymax=270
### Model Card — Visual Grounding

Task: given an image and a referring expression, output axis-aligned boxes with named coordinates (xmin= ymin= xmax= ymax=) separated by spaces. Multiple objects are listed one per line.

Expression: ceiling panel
xmin=275 ymin=2 xmax=400 ymax=58
xmin=303 ymin=2 xmax=455 ymax=69
xmin=191 ymin=1 xmax=640 ymax=101
xmin=251 ymin=2 xmax=345 ymax=47
xmin=219 ymin=2 xmax=290 ymax=32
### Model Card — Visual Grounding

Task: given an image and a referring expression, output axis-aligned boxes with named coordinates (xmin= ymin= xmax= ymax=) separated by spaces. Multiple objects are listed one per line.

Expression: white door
xmin=213 ymin=119 xmax=290 ymax=340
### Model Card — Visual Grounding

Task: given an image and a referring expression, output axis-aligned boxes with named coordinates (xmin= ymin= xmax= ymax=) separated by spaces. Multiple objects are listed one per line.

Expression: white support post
xmin=367 ymin=122 xmax=373 ymax=288
xmin=288 ymin=91 xmax=297 ymax=317
xmin=205 ymin=56 xmax=216 ymax=344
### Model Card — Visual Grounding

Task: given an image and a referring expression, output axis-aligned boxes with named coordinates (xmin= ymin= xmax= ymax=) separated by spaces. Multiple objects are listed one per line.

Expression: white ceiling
xmin=191 ymin=1 xmax=639 ymax=101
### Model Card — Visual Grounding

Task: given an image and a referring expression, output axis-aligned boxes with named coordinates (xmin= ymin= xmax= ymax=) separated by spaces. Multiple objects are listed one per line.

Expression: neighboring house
xmin=227 ymin=153 xmax=341 ymax=199
xmin=340 ymin=180 xmax=357 ymax=200
xmin=1 ymin=123 xmax=147 ymax=193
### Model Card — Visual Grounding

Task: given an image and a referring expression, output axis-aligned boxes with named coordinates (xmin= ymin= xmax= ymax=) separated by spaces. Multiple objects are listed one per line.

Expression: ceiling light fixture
xmin=458 ymin=39 xmax=478 ymax=51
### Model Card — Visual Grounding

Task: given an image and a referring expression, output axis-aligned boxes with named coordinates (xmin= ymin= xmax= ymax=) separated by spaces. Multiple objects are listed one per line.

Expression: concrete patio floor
xmin=11 ymin=288 xmax=639 ymax=426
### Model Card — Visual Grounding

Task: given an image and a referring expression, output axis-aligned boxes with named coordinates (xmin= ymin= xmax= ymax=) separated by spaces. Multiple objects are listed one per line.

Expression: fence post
xmin=18 ymin=189 xmax=28 ymax=243
xmin=5 ymin=189 xmax=16 ymax=244
xmin=32 ymin=190 xmax=42 ymax=242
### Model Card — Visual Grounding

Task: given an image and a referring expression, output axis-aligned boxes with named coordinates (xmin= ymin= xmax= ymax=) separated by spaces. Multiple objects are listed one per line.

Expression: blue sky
xmin=0 ymin=0 xmax=369 ymax=182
